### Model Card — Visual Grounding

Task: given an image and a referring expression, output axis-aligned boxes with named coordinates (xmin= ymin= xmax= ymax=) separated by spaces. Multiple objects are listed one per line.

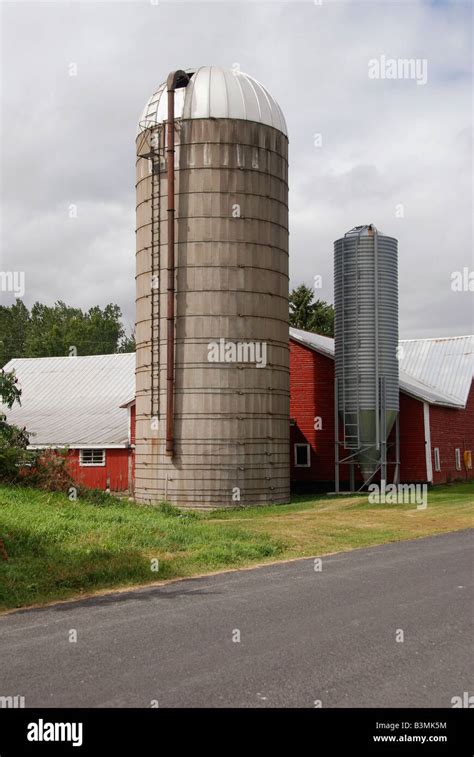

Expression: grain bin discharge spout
xmin=165 ymin=70 xmax=190 ymax=457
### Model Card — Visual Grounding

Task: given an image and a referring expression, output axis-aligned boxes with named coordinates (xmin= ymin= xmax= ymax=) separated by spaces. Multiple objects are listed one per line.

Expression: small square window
xmin=455 ymin=448 xmax=461 ymax=471
xmin=80 ymin=449 xmax=106 ymax=467
xmin=433 ymin=447 xmax=441 ymax=472
xmin=294 ymin=443 xmax=311 ymax=467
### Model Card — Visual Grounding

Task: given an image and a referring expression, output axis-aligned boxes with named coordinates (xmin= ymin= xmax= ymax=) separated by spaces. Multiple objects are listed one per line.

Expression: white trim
xmin=423 ymin=402 xmax=433 ymax=483
xmin=120 ymin=397 xmax=136 ymax=409
xmin=397 ymin=387 xmax=464 ymax=410
xmin=434 ymin=447 xmax=441 ymax=473
xmin=27 ymin=444 xmax=128 ymax=450
xmin=294 ymin=443 xmax=311 ymax=468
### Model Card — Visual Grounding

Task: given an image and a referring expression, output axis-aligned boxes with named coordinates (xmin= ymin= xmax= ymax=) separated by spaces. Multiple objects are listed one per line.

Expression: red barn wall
xmin=290 ymin=340 xmax=335 ymax=486
xmin=66 ymin=449 xmax=131 ymax=491
xmin=398 ymin=393 xmax=427 ymax=482
xmin=429 ymin=383 xmax=474 ymax=484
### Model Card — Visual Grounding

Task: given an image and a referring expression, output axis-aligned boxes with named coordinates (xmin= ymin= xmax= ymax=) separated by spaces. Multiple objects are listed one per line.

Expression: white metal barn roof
xmin=398 ymin=336 xmax=474 ymax=407
xmin=2 ymin=354 xmax=135 ymax=448
xmin=289 ymin=329 xmax=473 ymax=408
xmin=138 ymin=66 xmax=288 ymax=136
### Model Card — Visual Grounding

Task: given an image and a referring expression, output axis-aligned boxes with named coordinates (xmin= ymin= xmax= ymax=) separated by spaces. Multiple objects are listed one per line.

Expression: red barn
xmin=3 ymin=354 xmax=135 ymax=492
xmin=289 ymin=329 xmax=474 ymax=490
xmin=3 ymin=332 xmax=473 ymax=496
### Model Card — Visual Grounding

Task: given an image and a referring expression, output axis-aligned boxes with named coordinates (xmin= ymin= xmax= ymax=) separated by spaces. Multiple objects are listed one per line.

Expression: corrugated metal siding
xmin=2 ymin=354 xmax=135 ymax=446
xmin=334 ymin=230 xmax=399 ymax=412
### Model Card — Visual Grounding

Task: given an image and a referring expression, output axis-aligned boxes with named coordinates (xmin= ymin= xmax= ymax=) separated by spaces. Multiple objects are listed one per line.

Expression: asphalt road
xmin=0 ymin=530 xmax=472 ymax=708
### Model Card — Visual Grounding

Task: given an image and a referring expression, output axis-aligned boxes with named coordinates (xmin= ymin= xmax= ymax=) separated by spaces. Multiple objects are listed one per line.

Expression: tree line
xmin=0 ymin=300 xmax=135 ymax=367
xmin=0 ymin=285 xmax=333 ymax=367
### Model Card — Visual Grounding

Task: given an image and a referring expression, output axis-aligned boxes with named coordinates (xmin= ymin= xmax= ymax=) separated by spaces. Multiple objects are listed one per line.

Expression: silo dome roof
xmin=137 ymin=66 xmax=287 ymax=136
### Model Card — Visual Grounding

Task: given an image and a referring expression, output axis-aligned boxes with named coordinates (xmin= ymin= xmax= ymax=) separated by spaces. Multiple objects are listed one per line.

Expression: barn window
xmin=455 ymin=448 xmax=461 ymax=471
xmin=294 ymin=443 xmax=311 ymax=467
xmin=80 ymin=449 xmax=106 ymax=467
xmin=433 ymin=447 xmax=441 ymax=472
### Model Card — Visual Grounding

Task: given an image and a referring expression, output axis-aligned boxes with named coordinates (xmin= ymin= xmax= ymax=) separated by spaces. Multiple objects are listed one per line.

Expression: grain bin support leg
xmin=380 ymin=377 xmax=387 ymax=489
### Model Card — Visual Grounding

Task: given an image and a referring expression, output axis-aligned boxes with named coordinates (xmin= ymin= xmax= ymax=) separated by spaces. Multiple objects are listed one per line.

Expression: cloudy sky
xmin=0 ymin=0 xmax=472 ymax=339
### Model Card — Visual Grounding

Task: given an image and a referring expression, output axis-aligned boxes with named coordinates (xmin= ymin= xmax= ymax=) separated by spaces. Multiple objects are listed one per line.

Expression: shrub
xmin=0 ymin=416 xmax=33 ymax=484
xmin=0 ymin=437 xmax=34 ymax=483
xmin=20 ymin=449 xmax=74 ymax=492
xmin=0 ymin=368 xmax=33 ymax=483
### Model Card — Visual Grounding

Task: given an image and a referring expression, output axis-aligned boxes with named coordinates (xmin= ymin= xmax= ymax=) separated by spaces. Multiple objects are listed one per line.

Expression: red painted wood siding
xmin=290 ymin=340 xmax=338 ymax=484
xmin=429 ymin=383 xmax=474 ymax=484
xmin=398 ymin=393 xmax=427 ymax=482
xmin=66 ymin=449 xmax=131 ymax=491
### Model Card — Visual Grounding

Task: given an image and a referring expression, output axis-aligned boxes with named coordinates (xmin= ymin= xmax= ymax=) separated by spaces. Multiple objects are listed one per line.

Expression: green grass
xmin=0 ymin=481 xmax=472 ymax=611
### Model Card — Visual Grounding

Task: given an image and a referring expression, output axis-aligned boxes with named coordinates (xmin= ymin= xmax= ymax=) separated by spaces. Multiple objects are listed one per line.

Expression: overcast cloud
xmin=0 ymin=0 xmax=472 ymax=339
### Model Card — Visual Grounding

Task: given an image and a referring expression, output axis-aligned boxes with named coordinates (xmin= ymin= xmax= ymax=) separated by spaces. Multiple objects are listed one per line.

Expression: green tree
xmin=65 ymin=304 xmax=125 ymax=356
xmin=310 ymin=299 xmax=335 ymax=337
xmin=0 ymin=300 xmax=135 ymax=364
xmin=0 ymin=368 xmax=22 ymax=409
xmin=118 ymin=330 xmax=136 ymax=353
xmin=0 ymin=299 xmax=30 ymax=366
xmin=289 ymin=284 xmax=334 ymax=337
xmin=24 ymin=301 xmax=82 ymax=358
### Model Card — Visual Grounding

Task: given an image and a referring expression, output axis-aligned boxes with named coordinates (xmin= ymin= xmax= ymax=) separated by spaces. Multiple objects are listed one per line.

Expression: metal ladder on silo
xmin=150 ymin=125 xmax=163 ymax=419
xmin=341 ymin=235 xmax=360 ymax=450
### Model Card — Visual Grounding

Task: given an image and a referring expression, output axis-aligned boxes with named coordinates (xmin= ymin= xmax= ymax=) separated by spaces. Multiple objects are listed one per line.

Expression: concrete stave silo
xmin=135 ymin=66 xmax=290 ymax=508
xmin=334 ymin=224 xmax=399 ymax=487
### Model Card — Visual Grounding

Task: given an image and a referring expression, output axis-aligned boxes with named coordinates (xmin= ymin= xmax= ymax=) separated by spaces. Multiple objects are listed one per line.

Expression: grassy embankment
xmin=0 ymin=482 xmax=472 ymax=611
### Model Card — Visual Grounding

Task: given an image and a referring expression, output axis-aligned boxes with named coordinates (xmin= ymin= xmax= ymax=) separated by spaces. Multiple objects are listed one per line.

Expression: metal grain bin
xmin=334 ymin=225 xmax=399 ymax=484
xmin=135 ymin=66 xmax=289 ymax=508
